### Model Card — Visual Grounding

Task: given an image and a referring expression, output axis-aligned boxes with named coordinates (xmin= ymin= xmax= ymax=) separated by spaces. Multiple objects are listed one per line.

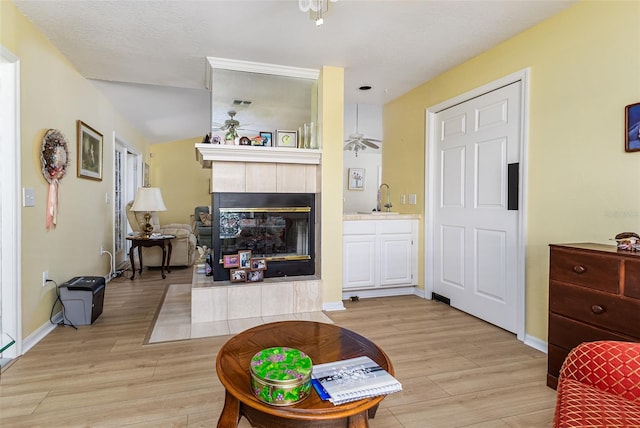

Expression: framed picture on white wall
xmin=348 ymin=168 xmax=365 ymax=191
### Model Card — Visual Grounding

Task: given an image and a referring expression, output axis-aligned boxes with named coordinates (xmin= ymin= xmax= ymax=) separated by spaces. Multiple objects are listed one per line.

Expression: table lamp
xmin=130 ymin=187 xmax=167 ymax=238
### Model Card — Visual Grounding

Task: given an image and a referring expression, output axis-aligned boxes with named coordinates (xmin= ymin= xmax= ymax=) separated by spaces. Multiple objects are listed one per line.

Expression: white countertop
xmin=343 ymin=213 xmax=421 ymax=220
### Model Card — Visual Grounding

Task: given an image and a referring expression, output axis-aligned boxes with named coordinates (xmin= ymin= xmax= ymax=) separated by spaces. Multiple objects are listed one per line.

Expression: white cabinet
xmin=343 ymin=219 xmax=418 ymax=291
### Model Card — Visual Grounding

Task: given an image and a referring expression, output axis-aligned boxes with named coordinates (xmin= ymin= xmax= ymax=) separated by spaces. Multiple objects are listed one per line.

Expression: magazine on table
xmin=311 ymin=356 xmax=402 ymax=405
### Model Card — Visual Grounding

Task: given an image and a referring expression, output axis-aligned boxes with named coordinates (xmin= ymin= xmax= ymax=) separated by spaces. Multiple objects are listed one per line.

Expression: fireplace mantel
xmin=196 ymin=144 xmax=321 ymax=167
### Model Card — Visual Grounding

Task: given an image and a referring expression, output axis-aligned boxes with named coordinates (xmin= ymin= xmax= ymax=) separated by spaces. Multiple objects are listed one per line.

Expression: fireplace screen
xmin=212 ymin=192 xmax=315 ymax=280
xmin=219 ymin=207 xmax=310 ymax=260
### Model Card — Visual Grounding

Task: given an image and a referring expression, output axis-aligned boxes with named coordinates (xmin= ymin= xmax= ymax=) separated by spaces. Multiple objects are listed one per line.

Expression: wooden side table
xmin=126 ymin=235 xmax=175 ymax=279
xmin=216 ymin=320 xmax=394 ymax=428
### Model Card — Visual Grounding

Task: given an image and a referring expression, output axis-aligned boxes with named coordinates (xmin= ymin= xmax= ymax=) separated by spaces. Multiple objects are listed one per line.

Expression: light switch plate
xmin=409 ymin=194 xmax=417 ymax=205
xmin=23 ymin=187 xmax=35 ymax=207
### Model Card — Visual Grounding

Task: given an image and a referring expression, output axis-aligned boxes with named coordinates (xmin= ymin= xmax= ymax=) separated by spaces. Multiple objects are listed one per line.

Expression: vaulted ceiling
xmin=14 ymin=0 xmax=576 ymax=143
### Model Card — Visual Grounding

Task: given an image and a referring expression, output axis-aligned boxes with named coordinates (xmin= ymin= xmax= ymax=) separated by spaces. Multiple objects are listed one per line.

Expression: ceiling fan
xmin=344 ymin=105 xmax=380 ymax=157
xmin=213 ymin=110 xmax=248 ymax=141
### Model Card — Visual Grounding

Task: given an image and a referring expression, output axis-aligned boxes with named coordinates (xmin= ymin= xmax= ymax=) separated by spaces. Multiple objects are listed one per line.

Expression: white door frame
xmin=424 ymin=69 xmax=529 ymax=341
xmin=1 ymin=46 xmax=22 ymax=358
xmin=113 ymin=134 xmax=141 ymax=270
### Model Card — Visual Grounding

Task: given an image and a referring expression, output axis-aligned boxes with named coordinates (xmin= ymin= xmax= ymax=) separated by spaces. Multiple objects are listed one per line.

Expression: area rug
xmin=146 ymin=283 xmax=334 ymax=344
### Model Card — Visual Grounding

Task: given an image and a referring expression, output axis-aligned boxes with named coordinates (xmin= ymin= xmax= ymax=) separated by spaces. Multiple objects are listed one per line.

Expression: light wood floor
xmin=1 ymin=267 xmax=557 ymax=427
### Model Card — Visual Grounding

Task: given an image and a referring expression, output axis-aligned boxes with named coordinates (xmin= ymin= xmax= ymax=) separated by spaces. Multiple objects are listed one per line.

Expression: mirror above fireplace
xmin=206 ymin=57 xmax=319 ymax=142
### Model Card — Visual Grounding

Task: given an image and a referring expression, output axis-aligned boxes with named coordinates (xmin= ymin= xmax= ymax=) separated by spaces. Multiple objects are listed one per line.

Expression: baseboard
xmin=323 ymin=301 xmax=345 ymax=312
xmin=524 ymin=334 xmax=548 ymax=354
xmin=22 ymin=311 xmax=63 ymax=355
xmin=412 ymin=287 xmax=426 ymax=298
xmin=341 ymin=286 xmax=417 ymax=301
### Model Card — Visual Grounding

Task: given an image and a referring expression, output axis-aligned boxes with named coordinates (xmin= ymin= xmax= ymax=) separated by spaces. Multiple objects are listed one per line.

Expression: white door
xmin=432 ymin=82 xmax=521 ymax=333
xmin=114 ymin=140 xmax=140 ymax=270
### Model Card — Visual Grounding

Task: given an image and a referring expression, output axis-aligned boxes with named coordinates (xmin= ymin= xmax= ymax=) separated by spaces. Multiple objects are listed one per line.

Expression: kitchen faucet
xmin=377 ymin=183 xmax=392 ymax=212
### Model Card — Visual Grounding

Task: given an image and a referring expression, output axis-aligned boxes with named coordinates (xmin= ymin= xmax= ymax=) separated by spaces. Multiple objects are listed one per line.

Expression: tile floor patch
xmin=147 ymin=284 xmax=333 ymax=344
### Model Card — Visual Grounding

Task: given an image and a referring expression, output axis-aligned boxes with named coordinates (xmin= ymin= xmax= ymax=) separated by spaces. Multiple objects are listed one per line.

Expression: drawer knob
xmin=591 ymin=305 xmax=605 ymax=314
xmin=573 ymin=265 xmax=587 ymax=274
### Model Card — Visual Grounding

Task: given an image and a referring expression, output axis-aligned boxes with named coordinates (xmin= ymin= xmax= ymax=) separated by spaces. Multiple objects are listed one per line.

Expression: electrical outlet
xmin=401 ymin=194 xmax=406 ymax=205
xmin=100 ymin=244 xmax=104 ymax=255
xmin=42 ymin=271 xmax=49 ymax=287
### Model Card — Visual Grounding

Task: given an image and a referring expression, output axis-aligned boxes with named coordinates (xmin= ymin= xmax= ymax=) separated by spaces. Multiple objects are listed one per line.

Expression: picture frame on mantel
xmin=230 ymin=269 xmax=247 ymax=283
xmin=77 ymin=120 xmax=103 ymax=180
xmin=348 ymin=168 xmax=365 ymax=191
xmin=625 ymin=102 xmax=640 ymax=152
xmin=259 ymin=131 xmax=272 ymax=147
xmin=275 ymin=130 xmax=297 ymax=148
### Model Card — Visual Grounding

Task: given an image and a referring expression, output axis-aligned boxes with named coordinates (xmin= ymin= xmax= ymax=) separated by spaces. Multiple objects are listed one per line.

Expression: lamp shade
xmin=130 ymin=187 xmax=167 ymax=212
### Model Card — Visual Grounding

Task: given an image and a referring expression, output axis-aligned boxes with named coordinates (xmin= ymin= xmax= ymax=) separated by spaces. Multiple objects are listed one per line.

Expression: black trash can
xmin=59 ymin=276 xmax=106 ymax=325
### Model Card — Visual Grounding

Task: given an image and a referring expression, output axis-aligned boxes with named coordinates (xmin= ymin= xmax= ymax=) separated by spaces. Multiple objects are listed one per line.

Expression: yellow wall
xmin=319 ymin=66 xmax=345 ymax=304
xmin=149 ymin=137 xmax=212 ymax=225
xmin=384 ymin=1 xmax=640 ymax=341
xmin=2 ymin=2 xmax=148 ymax=338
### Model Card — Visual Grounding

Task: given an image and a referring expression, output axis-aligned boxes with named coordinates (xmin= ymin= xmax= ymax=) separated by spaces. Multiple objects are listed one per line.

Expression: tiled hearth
xmin=191 ymin=268 xmax=323 ymax=323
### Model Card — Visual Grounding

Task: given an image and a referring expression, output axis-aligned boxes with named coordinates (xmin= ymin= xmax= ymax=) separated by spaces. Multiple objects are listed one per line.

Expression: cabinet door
xmin=343 ymin=234 xmax=376 ymax=289
xmin=379 ymin=233 xmax=413 ymax=286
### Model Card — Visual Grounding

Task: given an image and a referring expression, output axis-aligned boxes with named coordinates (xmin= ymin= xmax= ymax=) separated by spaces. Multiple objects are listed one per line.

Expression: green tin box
xmin=250 ymin=347 xmax=313 ymax=406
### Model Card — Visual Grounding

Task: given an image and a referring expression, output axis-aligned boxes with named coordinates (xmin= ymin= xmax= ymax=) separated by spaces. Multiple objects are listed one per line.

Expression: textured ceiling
xmin=14 ymin=0 xmax=577 ymax=144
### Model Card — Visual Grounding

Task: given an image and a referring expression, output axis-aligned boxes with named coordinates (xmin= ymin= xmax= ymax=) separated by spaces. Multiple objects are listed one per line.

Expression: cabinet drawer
xmin=377 ymin=220 xmax=413 ymax=235
xmin=548 ymin=312 xmax=637 ymax=352
xmin=549 ymin=284 xmax=640 ymax=337
xmin=343 ymin=221 xmax=376 ymax=235
xmin=549 ymin=247 xmax=619 ymax=293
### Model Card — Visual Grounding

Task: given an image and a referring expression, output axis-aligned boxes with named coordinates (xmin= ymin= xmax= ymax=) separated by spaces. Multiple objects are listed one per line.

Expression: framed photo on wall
xmin=625 ymin=102 xmax=640 ymax=152
xmin=77 ymin=120 xmax=103 ymax=180
xmin=143 ymin=162 xmax=150 ymax=187
xmin=348 ymin=168 xmax=365 ymax=191
xmin=275 ymin=130 xmax=297 ymax=148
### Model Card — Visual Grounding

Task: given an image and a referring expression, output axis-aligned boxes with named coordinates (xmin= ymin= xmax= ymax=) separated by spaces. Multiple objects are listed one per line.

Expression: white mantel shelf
xmin=196 ymin=144 xmax=322 ymax=167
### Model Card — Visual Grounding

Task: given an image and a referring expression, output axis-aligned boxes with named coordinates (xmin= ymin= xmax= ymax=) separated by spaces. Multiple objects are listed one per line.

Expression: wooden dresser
xmin=547 ymin=243 xmax=640 ymax=389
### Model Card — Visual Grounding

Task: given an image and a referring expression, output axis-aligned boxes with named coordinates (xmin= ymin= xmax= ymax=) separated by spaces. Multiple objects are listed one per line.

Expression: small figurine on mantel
xmin=614 ymin=232 xmax=640 ymax=251
xmin=202 ymin=132 xmax=211 ymax=144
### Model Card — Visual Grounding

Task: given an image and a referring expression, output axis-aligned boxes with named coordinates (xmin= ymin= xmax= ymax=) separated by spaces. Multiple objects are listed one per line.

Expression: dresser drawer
xmin=624 ymin=259 xmax=640 ymax=299
xmin=548 ymin=312 xmax=636 ymax=352
xmin=549 ymin=283 xmax=640 ymax=337
xmin=549 ymin=247 xmax=619 ymax=293
xmin=547 ymin=343 xmax=569 ymax=389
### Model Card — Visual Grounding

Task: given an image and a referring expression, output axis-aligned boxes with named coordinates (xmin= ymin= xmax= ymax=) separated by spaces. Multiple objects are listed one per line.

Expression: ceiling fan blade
xmin=362 ymin=140 xmax=380 ymax=149
xmin=364 ymin=137 xmax=382 ymax=142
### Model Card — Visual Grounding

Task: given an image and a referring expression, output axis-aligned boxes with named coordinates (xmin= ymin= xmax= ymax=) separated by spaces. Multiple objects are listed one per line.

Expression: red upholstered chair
xmin=554 ymin=341 xmax=640 ymax=427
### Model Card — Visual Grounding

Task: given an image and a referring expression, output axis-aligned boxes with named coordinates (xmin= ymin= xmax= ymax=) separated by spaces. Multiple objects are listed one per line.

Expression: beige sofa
xmin=125 ymin=201 xmax=198 ymax=267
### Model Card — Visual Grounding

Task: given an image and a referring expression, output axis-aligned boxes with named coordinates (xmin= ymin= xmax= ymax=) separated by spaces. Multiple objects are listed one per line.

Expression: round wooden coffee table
xmin=215 ymin=321 xmax=395 ymax=428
